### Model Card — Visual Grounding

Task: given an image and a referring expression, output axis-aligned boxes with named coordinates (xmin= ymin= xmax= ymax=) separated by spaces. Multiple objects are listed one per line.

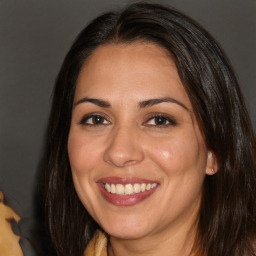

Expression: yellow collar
xmin=84 ymin=231 xmax=108 ymax=256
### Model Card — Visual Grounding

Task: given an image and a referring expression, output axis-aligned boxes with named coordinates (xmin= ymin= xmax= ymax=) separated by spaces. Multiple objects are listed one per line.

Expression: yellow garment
xmin=0 ymin=191 xmax=23 ymax=256
xmin=84 ymin=231 xmax=108 ymax=256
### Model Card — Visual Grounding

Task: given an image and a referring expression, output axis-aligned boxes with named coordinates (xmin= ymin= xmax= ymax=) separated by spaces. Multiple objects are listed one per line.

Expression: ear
xmin=205 ymin=151 xmax=218 ymax=175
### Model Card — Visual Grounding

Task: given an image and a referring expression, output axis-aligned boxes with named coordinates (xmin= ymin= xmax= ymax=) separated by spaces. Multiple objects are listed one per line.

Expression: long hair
xmin=44 ymin=3 xmax=256 ymax=255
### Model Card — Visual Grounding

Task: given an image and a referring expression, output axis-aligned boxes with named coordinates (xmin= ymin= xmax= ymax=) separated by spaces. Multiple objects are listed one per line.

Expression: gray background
xmin=0 ymin=0 xmax=255 ymax=219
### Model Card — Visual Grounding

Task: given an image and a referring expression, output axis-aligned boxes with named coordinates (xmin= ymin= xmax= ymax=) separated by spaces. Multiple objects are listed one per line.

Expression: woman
xmin=44 ymin=3 xmax=256 ymax=256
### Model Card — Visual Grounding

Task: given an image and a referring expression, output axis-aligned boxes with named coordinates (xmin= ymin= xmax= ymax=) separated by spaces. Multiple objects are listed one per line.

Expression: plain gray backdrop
xmin=0 ymin=0 xmax=255 ymax=219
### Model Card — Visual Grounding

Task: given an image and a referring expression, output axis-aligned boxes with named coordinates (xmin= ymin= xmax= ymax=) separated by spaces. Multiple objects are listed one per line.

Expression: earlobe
xmin=205 ymin=151 xmax=218 ymax=175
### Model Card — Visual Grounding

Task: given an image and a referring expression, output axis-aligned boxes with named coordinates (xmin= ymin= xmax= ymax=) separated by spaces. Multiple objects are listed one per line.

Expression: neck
xmin=108 ymin=229 xmax=196 ymax=256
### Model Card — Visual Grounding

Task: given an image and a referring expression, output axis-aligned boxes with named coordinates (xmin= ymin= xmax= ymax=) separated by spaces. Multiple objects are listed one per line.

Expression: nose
xmin=103 ymin=125 xmax=144 ymax=168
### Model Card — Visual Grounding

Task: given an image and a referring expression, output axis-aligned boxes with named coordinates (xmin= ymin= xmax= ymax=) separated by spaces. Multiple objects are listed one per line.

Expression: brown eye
xmin=80 ymin=114 xmax=110 ymax=126
xmin=154 ymin=116 xmax=168 ymax=125
xmin=91 ymin=115 xmax=105 ymax=124
xmin=145 ymin=114 xmax=177 ymax=127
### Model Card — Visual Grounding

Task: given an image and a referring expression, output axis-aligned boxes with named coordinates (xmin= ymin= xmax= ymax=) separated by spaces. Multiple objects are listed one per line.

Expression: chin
xmin=99 ymin=214 xmax=154 ymax=240
xmin=106 ymin=227 xmax=149 ymax=240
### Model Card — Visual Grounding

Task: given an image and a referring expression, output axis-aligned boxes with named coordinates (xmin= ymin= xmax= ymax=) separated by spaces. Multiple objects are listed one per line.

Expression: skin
xmin=68 ymin=42 xmax=217 ymax=256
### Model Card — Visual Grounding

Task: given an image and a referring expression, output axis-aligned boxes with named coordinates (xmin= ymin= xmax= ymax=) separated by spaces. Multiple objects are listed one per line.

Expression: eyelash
xmin=79 ymin=113 xmax=110 ymax=126
xmin=79 ymin=113 xmax=177 ymax=128
xmin=144 ymin=114 xmax=177 ymax=128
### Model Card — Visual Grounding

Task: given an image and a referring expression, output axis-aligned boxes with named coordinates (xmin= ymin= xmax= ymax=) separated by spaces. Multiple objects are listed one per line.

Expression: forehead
xmin=75 ymin=42 xmax=191 ymax=109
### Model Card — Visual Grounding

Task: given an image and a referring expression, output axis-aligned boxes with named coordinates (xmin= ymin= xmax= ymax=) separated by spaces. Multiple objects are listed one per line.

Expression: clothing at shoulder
xmin=84 ymin=230 xmax=108 ymax=256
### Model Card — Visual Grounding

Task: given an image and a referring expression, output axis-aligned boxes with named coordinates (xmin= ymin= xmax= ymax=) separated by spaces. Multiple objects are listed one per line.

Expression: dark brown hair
xmin=44 ymin=3 xmax=256 ymax=256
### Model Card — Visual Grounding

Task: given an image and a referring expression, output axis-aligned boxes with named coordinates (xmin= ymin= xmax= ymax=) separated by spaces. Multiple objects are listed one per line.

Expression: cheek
xmin=68 ymin=131 xmax=102 ymax=175
xmin=146 ymin=128 xmax=205 ymax=177
xmin=68 ymin=131 xmax=103 ymax=216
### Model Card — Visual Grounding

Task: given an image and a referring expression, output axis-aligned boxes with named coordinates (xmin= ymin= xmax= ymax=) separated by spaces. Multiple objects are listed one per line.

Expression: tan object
xmin=0 ymin=191 xmax=23 ymax=256
xmin=84 ymin=231 xmax=107 ymax=256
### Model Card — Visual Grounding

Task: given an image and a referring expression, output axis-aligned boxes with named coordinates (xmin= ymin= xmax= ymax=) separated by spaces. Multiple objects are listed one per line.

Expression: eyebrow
xmin=138 ymin=97 xmax=189 ymax=110
xmin=74 ymin=96 xmax=188 ymax=110
xmin=74 ymin=97 xmax=111 ymax=108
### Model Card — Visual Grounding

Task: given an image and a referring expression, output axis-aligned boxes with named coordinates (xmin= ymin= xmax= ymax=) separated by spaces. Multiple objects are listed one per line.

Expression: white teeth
xmin=103 ymin=182 xmax=157 ymax=195
xmin=105 ymin=183 xmax=111 ymax=192
xmin=116 ymin=184 xmax=125 ymax=195
xmin=110 ymin=184 xmax=116 ymax=194
xmin=134 ymin=183 xmax=141 ymax=193
xmin=125 ymin=184 xmax=133 ymax=195
xmin=141 ymin=183 xmax=146 ymax=192
xmin=151 ymin=183 xmax=157 ymax=189
xmin=146 ymin=184 xmax=151 ymax=190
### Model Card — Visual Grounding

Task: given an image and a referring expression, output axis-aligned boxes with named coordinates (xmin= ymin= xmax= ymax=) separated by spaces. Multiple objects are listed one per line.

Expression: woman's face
xmin=68 ymin=43 xmax=216 ymax=240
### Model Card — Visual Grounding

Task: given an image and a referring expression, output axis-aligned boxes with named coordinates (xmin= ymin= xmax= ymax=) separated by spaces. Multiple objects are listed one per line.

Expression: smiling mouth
xmin=104 ymin=183 xmax=157 ymax=195
xmin=97 ymin=177 xmax=159 ymax=206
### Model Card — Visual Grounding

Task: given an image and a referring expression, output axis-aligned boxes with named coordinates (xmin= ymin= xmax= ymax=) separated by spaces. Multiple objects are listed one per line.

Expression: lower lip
xmin=97 ymin=184 xmax=158 ymax=206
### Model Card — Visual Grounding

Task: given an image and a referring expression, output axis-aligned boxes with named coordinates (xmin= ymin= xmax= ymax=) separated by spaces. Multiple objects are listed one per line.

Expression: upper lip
xmin=97 ymin=176 xmax=158 ymax=185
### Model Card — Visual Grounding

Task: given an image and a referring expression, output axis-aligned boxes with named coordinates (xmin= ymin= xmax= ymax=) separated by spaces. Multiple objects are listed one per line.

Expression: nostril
xmin=104 ymin=158 xmax=139 ymax=168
